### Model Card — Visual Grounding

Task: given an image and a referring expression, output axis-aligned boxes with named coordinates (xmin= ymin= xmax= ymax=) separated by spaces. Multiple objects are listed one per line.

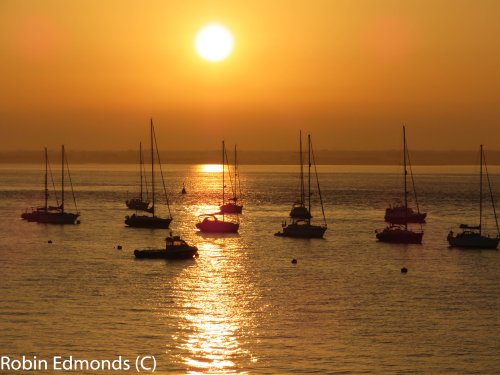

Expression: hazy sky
xmin=1 ymin=0 xmax=499 ymax=151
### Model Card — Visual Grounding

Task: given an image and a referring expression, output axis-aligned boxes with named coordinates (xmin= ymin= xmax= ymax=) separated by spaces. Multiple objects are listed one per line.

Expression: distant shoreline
xmin=1 ymin=150 xmax=499 ymax=165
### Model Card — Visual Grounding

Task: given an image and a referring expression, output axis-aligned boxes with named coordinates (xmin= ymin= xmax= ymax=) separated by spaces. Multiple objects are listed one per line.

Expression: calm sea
xmin=0 ymin=164 xmax=499 ymax=374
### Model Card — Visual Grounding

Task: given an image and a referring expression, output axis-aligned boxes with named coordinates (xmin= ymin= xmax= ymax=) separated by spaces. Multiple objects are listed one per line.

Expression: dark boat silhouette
xmin=447 ymin=145 xmax=499 ymax=249
xmin=196 ymin=214 xmax=239 ymax=233
xmin=196 ymin=141 xmax=240 ymax=233
xmin=134 ymin=235 xmax=198 ymax=259
xmin=275 ymin=132 xmax=327 ymax=239
xmin=220 ymin=143 xmax=243 ymax=214
xmin=376 ymin=126 xmax=423 ymax=244
xmin=125 ymin=119 xmax=173 ymax=229
xmin=126 ymin=141 xmax=150 ymax=211
xmin=21 ymin=146 xmax=80 ymax=225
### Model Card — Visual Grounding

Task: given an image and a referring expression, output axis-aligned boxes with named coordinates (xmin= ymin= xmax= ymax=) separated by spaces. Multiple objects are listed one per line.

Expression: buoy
xmin=401 ymin=267 xmax=408 ymax=273
xmin=117 ymin=245 xmax=122 ymax=250
xmin=291 ymin=259 xmax=297 ymax=264
xmin=48 ymin=240 xmax=52 ymax=244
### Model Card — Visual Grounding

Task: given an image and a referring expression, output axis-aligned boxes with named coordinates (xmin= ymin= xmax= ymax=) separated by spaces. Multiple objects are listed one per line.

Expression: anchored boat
xmin=275 ymin=132 xmax=327 ymax=239
xmin=134 ymin=235 xmax=198 ymax=259
xmin=376 ymin=126 xmax=423 ymax=244
xmin=447 ymin=145 xmax=499 ymax=249
xmin=126 ymin=141 xmax=150 ymax=211
xmin=196 ymin=141 xmax=240 ymax=233
xmin=125 ymin=119 xmax=173 ymax=229
xmin=21 ymin=146 xmax=80 ymax=225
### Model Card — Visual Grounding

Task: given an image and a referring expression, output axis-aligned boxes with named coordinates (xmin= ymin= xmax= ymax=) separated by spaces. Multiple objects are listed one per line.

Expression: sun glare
xmin=195 ymin=24 xmax=234 ymax=62
xmin=199 ymin=164 xmax=223 ymax=173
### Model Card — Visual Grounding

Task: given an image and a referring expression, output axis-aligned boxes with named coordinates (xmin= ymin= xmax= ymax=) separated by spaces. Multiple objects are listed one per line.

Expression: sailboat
xmin=196 ymin=141 xmax=239 ymax=233
xmin=384 ymin=127 xmax=426 ymax=224
xmin=376 ymin=126 xmax=423 ymax=244
xmin=126 ymin=142 xmax=150 ymax=211
xmin=21 ymin=146 xmax=80 ymax=224
xmin=275 ymin=132 xmax=327 ymax=238
xmin=447 ymin=145 xmax=499 ymax=249
xmin=22 ymin=147 xmax=56 ymax=221
xmin=220 ymin=144 xmax=243 ymax=214
xmin=125 ymin=119 xmax=172 ymax=229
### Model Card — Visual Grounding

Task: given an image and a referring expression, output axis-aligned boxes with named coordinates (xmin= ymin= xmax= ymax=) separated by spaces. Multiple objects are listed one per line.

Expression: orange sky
xmin=1 ymin=0 xmax=499 ymax=151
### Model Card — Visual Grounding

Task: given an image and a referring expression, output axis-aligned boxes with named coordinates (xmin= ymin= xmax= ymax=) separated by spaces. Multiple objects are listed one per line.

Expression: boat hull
xmin=385 ymin=211 xmax=427 ymax=224
xmin=275 ymin=223 xmax=326 ymax=239
xmin=220 ymin=203 xmax=243 ymax=214
xmin=126 ymin=199 xmax=150 ymax=211
xmin=134 ymin=246 xmax=198 ymax=259
xmin=22 ymin=210 xmax=79 ymax=224
xmin=376 ymin=227 xmax=423 ymax=244
xmin=447 ymin=233 xmax=499 ymax=249
xmin=125 ymin=215 xmax=171 ymax=228
xmin=196 ymin=220 xmax=239 ymax=233
xmin=21 ymin=211 xmax=43 ymax=221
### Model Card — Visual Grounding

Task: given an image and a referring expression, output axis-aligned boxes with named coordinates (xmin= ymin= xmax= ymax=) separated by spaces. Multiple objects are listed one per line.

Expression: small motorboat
xmin=134 ymin=235 xmax=198 ymax=259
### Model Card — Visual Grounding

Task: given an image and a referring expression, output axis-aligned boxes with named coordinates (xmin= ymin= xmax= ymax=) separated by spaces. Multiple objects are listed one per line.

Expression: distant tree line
xmin=1 ymin=149 xmax=499 ymax=165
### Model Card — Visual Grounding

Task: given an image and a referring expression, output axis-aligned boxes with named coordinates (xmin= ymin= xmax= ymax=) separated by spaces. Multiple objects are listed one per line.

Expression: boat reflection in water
xmin=165 ymin=241 xmax=258 ymax=373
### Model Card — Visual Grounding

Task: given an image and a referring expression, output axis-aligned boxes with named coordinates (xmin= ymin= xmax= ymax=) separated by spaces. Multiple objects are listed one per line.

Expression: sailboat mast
xmin=222 ymin=140 xmax=225 ymax=205
xmin=151 ymin=119 xmax=155 ymax=217
xmin=234 ymin=144 xmax=238 ymax=200
xmin=308 ymin=134 xmax=312 ymax=219
xmin=139 ymin=142 xmax=143 ymax=201
xmin=299 ymin=131 xmax=304 ymax=205
xmin=480 ymin=144 xmax=483 ymax=235
xmin=403 ymin=126 xmax=408 ymax=230
xmin=44 ymin=147 xmax=48 ymax=210
xmin=61 ymin=145 xmax=65 ymax=213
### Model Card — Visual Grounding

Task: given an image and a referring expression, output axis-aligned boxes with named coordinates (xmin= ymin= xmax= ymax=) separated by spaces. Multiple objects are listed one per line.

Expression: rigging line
xmin=152 ymin=125 xmax=172 ymax=218
xmin=299 ymin=131 xmax=305 ymax=205
xmin=482 ymin=151 xmax=500 ymax=236
xmin=141 ymin=146 xmax=150 ymax=200
xmin=65 ymin=157 xmax=79 ymax=213
xmin=310 ymin=137 xmax=327 ymax=227
xmin=235 ymin=145 xmax=242 ymax=199
xmin=224 ymin=145 xmax=235 ymax=198
xmin=47 ymin=156 xmax=60 ymax=207
xmin=405 ymin=142 xmax=420 ymax=213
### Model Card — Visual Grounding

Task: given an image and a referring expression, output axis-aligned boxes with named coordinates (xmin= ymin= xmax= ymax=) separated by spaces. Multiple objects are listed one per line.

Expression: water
xmin=1 ymin=164 xmax=499 ymax=374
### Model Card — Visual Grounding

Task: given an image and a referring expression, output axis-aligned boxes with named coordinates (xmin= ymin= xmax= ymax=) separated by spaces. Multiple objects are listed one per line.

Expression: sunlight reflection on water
xmin=168 ymin=241 xmax=255 ymax=374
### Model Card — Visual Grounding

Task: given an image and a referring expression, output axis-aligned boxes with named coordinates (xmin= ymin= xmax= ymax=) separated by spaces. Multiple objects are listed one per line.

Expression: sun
xmin=195 ymin=24 xmax=234 ymax=62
